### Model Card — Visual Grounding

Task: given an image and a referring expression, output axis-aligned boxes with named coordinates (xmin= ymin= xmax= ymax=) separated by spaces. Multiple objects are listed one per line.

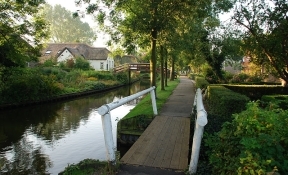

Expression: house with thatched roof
xmin=40 ymin=43 xmax=114 ymax=71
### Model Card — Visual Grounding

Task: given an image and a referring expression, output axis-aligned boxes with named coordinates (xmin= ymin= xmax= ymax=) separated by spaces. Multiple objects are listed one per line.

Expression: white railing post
xmin=189 ymin=88 xmax=208 ymax=174
xmin=150 ymin=88 xmax=158 ymax=115
xmin=101 ymin=112 xmax=116 ymax=163
xmin=98 ymin=86 xmax=157 ymax=163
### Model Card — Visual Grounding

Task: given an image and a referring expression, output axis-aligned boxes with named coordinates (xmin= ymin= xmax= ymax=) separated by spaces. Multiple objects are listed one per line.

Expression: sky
xmin=46 ymin=0 xmax=108 ymax=47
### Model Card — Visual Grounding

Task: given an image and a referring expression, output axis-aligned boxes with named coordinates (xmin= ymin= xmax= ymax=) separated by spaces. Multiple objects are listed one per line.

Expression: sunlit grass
xmin=123 ymin=79 xmax=180 ymax=120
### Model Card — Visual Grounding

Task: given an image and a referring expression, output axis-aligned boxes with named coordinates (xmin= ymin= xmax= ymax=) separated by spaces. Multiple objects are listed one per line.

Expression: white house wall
xmin=57 ymin=49 xmax=74 ymax=62
xmin=89 ymin=57 xmax=114 ymax=71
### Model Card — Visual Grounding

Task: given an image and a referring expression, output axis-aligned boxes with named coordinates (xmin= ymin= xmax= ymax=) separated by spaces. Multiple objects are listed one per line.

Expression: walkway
xmin=118 ymin=76 xmax=195 ymax=174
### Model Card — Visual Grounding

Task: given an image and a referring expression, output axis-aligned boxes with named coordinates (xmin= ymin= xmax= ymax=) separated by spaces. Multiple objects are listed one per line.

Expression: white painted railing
xmin=97 ymin=86 xmax=157 ymax=164
xmin=189 ymin=88 xmax=208 ymax=174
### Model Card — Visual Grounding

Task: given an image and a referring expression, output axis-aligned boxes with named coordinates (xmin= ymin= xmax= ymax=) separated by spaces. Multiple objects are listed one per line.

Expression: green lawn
xmin=123 ymin=79 xmax=180 ymax=120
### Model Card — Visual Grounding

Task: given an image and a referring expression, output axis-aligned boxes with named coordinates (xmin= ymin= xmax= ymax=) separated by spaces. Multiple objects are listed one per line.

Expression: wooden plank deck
xmin=120 ymin=115 xmax=190 ymax=170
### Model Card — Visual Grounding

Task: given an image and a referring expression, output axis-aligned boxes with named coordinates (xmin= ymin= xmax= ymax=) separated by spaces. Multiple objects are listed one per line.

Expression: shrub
xmin=189 ymin=73 xmax=202 ymax=80
xmin=74 ymin=57 xmax=91 ymax=70
xmin=42 ymin=59 xmax=56 ymax=67
xmin=195 ymin=76 xmax=209 ymax=89
xmin=222 ymin=71 xmax=234 ymax=83
xmin=206 ymin=101 xmax=288 ymax=174
xmin=261 ymin=95 xmax=288 ymax=110
xmin=115 ymin=72 xmax=128 ymax=84
xmin=230 ymin=73 xmax=250 ymax=83
xmin=203 ymin=66 xmax=220 ymax=84
xmin=83 ymin=81 xmax=106 ymax=91
xmin=41 ymin=67 xmax=67 ymax=80
xmin=223 ymin=84 xmax=288 ymax=101
xmin=206 ymin=85 xmax=249 ymax=120
xmin=0 ymin=68 xmax=62 ymax=104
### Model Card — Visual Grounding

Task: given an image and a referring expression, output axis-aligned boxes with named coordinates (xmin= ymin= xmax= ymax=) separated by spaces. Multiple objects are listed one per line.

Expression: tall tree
xmin=74 ymin=0 xmax=211 ymax=87
xmin=43 ymin=4 xmax=96 ymax=45
xmin=0 ymin=0 xmax=49 ymax=67
xmin=229 ymin=0 xmax=288 ymax=86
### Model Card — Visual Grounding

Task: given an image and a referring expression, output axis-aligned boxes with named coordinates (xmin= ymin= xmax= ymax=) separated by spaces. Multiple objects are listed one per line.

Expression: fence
xmin=97 ymin=86 xmax=157 ymax=164
xmin=189 ymin=88 xmax=208 ymax=174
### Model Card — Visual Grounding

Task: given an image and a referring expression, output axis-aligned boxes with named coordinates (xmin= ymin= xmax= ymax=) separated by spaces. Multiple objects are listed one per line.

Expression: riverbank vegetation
xmin=0 ymin=58 xmax=139 ymax=106
xmin=59 ymin=159 xmax=118 ymax=175
xmin=192 ymin=75 xmax=288 ymax=174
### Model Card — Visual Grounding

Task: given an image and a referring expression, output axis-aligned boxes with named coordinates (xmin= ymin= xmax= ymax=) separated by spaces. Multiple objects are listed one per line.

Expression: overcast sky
xmin=45 ymin=0 xmax=108 ymax=47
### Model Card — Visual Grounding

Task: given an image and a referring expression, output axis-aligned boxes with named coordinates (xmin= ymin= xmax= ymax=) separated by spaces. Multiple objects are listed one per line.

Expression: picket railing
xmin=97 ymin=86 xmax=157 ymax=164
xmin=189 ymin=88 xmax=208 ymax=174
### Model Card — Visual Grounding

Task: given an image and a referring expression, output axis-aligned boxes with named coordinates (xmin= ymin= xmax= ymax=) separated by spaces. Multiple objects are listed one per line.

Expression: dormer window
xmin=45 ymin=50 xmax=52 ymax=55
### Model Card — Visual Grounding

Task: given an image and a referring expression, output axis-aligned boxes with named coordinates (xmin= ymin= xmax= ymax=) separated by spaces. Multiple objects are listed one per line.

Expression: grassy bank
xmin=123 ymin=79 xmax=180 ymax=120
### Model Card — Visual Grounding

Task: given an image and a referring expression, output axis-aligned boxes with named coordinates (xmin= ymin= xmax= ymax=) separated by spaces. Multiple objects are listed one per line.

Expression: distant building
xmin=40 ymin=43 xmax=114 ymax=71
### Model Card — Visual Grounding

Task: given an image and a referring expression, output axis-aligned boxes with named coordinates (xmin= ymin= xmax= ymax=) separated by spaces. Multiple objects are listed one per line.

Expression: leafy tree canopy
xmin=227 ymin=0 xmax=288 ymax=85
xmin=0 ymin=0 xmax=49 ymax=67
xmin=42 ymin=4 xmax=97 ymax=45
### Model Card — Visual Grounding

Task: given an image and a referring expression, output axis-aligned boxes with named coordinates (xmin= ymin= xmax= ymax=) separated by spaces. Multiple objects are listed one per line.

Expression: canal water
xmin=0 ymin=81 xmax=150 ymax=175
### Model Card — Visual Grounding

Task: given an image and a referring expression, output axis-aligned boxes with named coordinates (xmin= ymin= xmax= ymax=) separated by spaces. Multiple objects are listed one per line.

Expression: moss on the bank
xmin=59 ymin=158 xmax=119 ymax=175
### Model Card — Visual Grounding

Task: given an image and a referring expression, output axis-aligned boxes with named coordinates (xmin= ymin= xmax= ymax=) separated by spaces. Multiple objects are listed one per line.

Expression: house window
xmin=100 ymin=62 xmax=104 ymax=69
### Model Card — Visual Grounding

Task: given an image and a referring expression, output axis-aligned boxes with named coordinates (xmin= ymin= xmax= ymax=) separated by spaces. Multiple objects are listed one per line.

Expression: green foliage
xmin=195 ymin=76 xmax=209 ymax=89
xmin=0 ymin=0 xmax=49 ymax=67
xmin=228 ymin=0 xmax=288 ymax=85
xmin=223 ymin=85 xmax=288 ymax=101
xmin=0 ymin=68 xmax=62 ymax=104
xmin=202 ymin=66 xmax=221 ymax=84
xmin=60 ymin=158 xmax=117 ymax=175
xmin=41 ymin=67 xmax=67 ymax=80
xmin=115 ymin=72 xmax=129 ymax=84
xmin=229 ymin=73 xmax=250 ymax=83
xmin=42 ymin=59 xmax=56 ymax=67
xmin=189 ymin=73 xmax=203 ymax=80
xmin=0 ymin=66 xmax=135 ymax=105
xmin=74 ymin=57 xmax=91 ymax=71
xmin=206 ymin=85 xmax=249 ymax=120
xmin=222 ymin=71 xmax=234 ymax=83
xmin=83 ymin=81 xmax=106 ymax=91
xmin=205 ymin=101 xmax=288 ymax=174
xmin=42 ymin=4 xmax=96 ymax=45
xmin=121 ymin=80 xmax=179 ymax=120
xmin=261 ymin=95 xmax=288 ymax=110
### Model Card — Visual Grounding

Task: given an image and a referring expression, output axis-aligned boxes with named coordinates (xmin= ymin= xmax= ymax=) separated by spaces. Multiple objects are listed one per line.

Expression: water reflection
xmin=0 ymin=81 xmax=149 ymax=174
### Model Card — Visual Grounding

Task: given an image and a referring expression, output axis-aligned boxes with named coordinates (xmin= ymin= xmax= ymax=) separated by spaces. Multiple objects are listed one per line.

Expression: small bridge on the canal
xmin=119 ymin=77 xmax=194 ymax=173
xmin=113 ymin=63 xmax=150 ymax=73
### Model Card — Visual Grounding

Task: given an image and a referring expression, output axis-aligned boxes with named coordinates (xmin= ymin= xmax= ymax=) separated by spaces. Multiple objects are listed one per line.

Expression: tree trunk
xmin=160 ymin=45 xmax=165 ymax=90
xmin=150 ymin=29 xmax=157 ymax=88
xmin=170 ymin=55 xmax=175 ymax=81
xmin=165 ymin=48 xmax=168 ymax=87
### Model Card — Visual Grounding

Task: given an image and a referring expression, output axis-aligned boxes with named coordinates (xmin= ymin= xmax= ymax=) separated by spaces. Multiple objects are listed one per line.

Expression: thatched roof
xmin=40 ymin=43 xmax=111 ymax=62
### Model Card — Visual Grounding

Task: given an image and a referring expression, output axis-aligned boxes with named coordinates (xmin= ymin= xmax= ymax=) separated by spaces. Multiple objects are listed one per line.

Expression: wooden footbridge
xmin=120 ymin=77 xmax=195 ymax=172
xmin=113 ymin=63 xmax=150 ymax=73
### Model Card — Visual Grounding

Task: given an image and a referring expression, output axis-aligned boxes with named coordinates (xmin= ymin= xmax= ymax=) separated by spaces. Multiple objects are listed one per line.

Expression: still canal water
xmin=0 ymin=81 xmax=150 ymax=175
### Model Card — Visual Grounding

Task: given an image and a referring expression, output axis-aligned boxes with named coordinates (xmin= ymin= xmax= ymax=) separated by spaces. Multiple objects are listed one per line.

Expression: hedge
xmin=195 ymin=76 xmax=209 ymax=89
xmin=223 ymin=84 xmax=288 ymax=100
xmin=205 ymin=85 xmax=250 ymax=120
